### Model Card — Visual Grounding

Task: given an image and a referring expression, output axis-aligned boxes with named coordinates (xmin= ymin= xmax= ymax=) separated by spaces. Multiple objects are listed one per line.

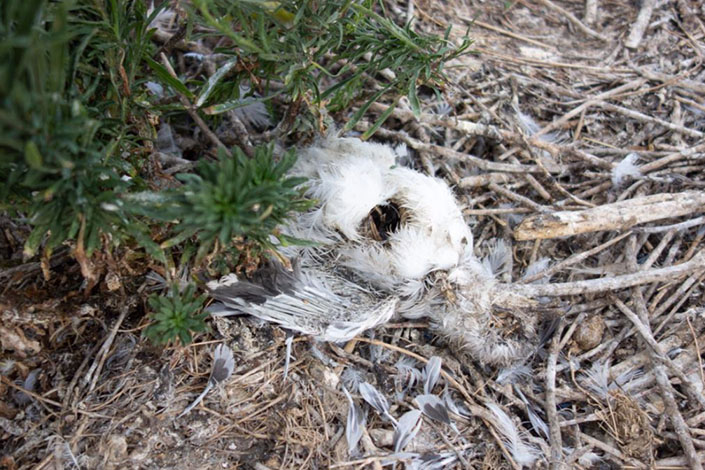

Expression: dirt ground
xmin=2 ymin=0 xmax=705 ymax=469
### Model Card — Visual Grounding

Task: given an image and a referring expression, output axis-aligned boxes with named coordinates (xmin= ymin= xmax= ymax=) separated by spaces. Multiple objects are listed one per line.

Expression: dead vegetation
xmin=2 ymin=0 xmax=705 ymax=469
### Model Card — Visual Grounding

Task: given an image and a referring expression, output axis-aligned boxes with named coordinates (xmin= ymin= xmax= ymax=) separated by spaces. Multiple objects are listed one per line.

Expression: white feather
xmin=578 ymin=451 xmax=603 ymax=466
xmin=611 ymin=153 xmax=642 ymax=187
xmin=486 ymin=402 xmax=539 ymax=467
xmin=522 ymin=258 xmax=551 ymax=283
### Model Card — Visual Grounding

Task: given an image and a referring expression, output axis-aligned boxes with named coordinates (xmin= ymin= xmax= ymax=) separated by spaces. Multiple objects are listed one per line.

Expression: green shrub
xmin=144 ymin=284 xmax=209 ymax=345
xmin=1 ymin=0 xmax=470 ymax=344
xmin=1 ymin=0 xmax=156 ymax=257
xmin=129 ymin=144 xmax=311 ymax=263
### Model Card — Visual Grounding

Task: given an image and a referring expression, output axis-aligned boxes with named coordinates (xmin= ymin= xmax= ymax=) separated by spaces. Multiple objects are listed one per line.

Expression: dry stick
xmin=640 ymin=229 xmax=675 ymax=270
xmin=514 ymin=191 xmax=705 ymax=240
xmin=465 ymin=207 xmax=532 ymax=216
xmin=227 ymin=111 xmax=255 ymax=157
xmin=533 ymin=79 xmax=646 ymax=139
xmin=536 ymin=0 xmax=608 ymax=41
xmin=636 ymin=216 xmax=705 ymax=234
xmin=159 ymin=53 xmax=227 ymax=152
xmin=528 ymin=138 xmax=613 ymax=170
xmin=686 ymin=314 xmax=705 ymax=389
xmin=598 ymin=102 xmax=705 ymax=139
xmin=360 ymin=429 xmax=384 ymax=470
xmin=680 ymin=228 xmax=705 ymax=263
xmin=520 ymin=231 xmax=632 ymax=283
xmin=612 ymin=296 xmax=705 ymax=410
xmin=83 ymin=304 xmax=129 ymax=393
xmin=478 ymin=47 xmax=631 ymax=73
xmin=584 ymin=0 xmax=598 ymax=25
xmin=371 ymin=126 xmax=541 ymax=174
xmin=0 ymin=376 xmax=112 ymax=420
xmin=523 ymin=172 xmax=553 ymax=202
xmin=645 ymin=453 xmax=705 ymax=470
xmin=61 ymin=341 xmax=104 ymax=409
xmin=625 ymin=0 xmax=660 ymax=49
xmin=626 ymin=292 xmax=703 ymax=470
xmin=370 ymin=106 xmax=611 ymax=177
xmin=462 ymin=16 xmax=557 ymax=50
xmin=545 ymin=319 xmax=566 ymax=470
xmin=488 ymin=182 xmax=550 ymax=213
xmin=459 ymin=172 xmax=513 ymax=188
xmin=578 ymin=432 xmax=646 ymax=469
xmin=634 ymin=66 xmax=705 ymax=94
xmin=513 ymin=251 xmax=705 ymax=297
xmin=651 ymin=271 xmax=702 ymax=320
xmin=641 ymin=142 xmax=705 ymax=173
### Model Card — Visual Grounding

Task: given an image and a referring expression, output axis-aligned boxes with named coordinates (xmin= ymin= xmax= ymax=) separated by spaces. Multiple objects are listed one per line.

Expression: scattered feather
xmin=309 ymin=342 xmax=338 ymax=366
xmin=342 ymin=386 xmax=365 ymax=456
xmin=210 ymin=344 xmax=235 ymax=384
xmin=580 ymin=361 xmax=610 ymax=399
xmin=515 ymin=107 xmax=560 ymax=143
xmin=496 ymin=363 xmax=532 ymax=385
xmin=147 ymin=5 xmax=177 ymax=32
xmin=156 ymin=123 xmax=181 ymax=157
xmin=611 ymin=153 xmax=642 ymax=187
xmin=395 ymin=357 xmax=422 ymax=400
xmin=359 ymin=382 xmax=395 ymax=423
xmin=410 ymin=452 xmax=459 ymax=470
xmin=283 ymin=333 xmax=294 ymax=380
xmin=522 ymin=258 xmax=551 ymax=284
xmin=178 ymin=344 xmax=234 ymax=418
xmin=393 ymin=409 xmax=422 ymax=452
xmin=145 ymin=81 xmax=164 ymax=97
xmin=341 ymin=367 xmax=365 ymax=392
xmin=14 ymin=368 xmax=41 ymax=405
xmin=578 ymin=451 xmax=603 ymax=466
xmin=435 ymin=101 xmax=453 ymax=116
xmin=515 ymin=387 xmax=549 ymax=438
xmin=60 ymin=441 xmax=80 ymax=469
xmin=183 ymin=52 xmax=205 ymax=60
xmin=481 ymin=239 xmax=511 ymax=278
xmin=486 ymin=402 xmax=538 ymax=467
xmin=231 ymin=86 xmax=271 ymax=129
xmin=614 ymin=367 xmax=644 ymax=388
xmin=423 ymin=356 xmax=442 ymax=395
xmin=414 ymin=394 xmax=451 ymax=426
xmin=0 ymin=359 xmax=15 ymax=375
xmin=442 ymin=389 xmax=469 ymax=418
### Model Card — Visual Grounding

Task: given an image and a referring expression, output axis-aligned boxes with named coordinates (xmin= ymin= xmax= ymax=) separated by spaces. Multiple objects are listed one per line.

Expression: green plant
xmin=129 ymin=143 xmax=311 ymax=264
xmin=144 ymin=284 xmax=209 ymax=345
xmin=185 ymin=0 xmax=471 ymax=136
xmin=0 ymin=0 xmax=157 ymax=258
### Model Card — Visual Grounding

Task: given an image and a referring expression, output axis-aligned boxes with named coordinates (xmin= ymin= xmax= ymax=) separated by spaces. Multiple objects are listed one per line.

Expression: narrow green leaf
xmin=195 ymin=57 xmax=239 ymax=108
xmin=24 ymin=141 xmax=43 ymax=169
xmin=342 ymin=84 xmax=392 ymax=133
xmin=23 ymin=225 xmax=45 ymax=258
xmin=362 ymin=96 xmax=400 ymax=140
xmin=160 ymin=227 xmax=198 ymax=249
xmin=144 ymin=57 xmax=194 ymax=99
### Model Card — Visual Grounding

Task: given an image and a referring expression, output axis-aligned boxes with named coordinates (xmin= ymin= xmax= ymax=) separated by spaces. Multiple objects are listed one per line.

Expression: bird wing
xmin=208 ymin=260 xmax=398 ymax=342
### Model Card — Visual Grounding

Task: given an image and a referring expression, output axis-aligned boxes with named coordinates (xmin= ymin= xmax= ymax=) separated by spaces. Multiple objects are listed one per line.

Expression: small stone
xmin=105 ymin=272 xmax=121 ymax=291
xmin=574 ymin=315 xmax=605 ymax=351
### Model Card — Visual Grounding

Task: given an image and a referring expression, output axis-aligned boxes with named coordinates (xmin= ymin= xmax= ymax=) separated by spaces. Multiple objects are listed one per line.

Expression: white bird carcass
xmin=208 ymin=137 xmax=538 ymax=365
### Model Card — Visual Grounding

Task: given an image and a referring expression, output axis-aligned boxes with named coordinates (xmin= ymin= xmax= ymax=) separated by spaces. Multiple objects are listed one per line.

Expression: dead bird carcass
xmin=207 ymin=136 xmax=546 ymax=366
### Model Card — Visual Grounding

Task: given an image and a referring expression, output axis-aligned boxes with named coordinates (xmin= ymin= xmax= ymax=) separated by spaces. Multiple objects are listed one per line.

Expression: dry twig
xmin=514 ymin=192 xmax=705 ymax=240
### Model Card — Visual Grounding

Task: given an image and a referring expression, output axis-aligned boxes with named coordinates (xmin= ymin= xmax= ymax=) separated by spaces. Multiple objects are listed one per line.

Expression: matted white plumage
xmin=208 ymin=136 xmax=538 ymax=365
